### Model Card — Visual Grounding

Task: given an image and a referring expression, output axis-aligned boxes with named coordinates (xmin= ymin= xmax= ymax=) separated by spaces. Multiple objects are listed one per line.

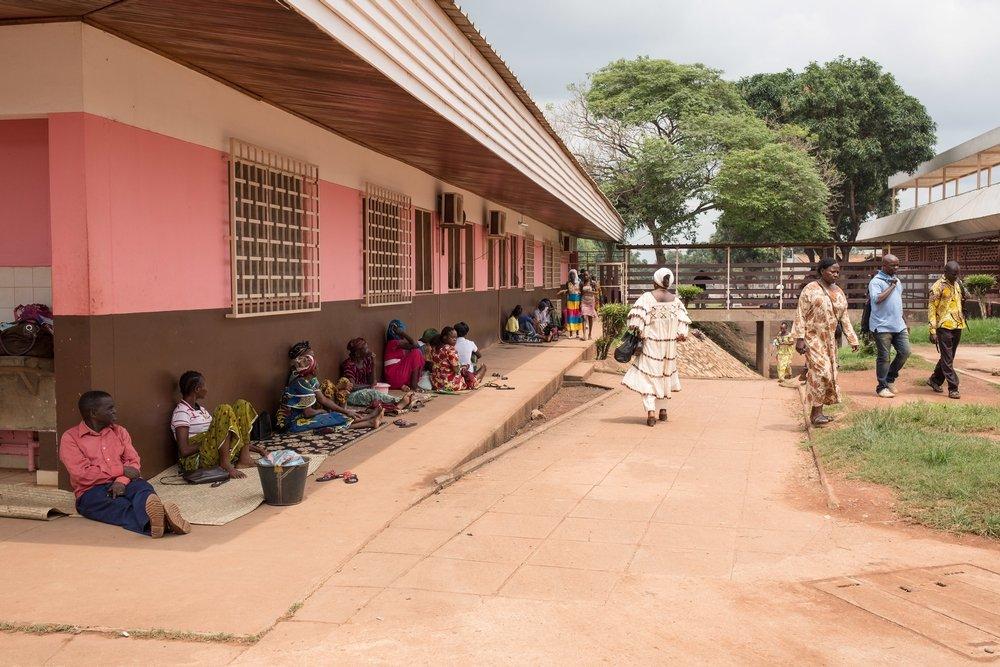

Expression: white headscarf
xmin=568 ymin=268 xmax=580 ymax=285
xmin=653 ymin=267 xmax=674 ymax=289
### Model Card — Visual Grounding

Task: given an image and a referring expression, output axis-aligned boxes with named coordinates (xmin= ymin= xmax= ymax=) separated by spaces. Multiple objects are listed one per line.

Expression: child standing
xmin=772 ymin=321 xmax=795 ymax=384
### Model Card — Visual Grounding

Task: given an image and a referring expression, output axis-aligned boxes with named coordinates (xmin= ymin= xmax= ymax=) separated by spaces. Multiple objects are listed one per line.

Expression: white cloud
xmin=459 ymin=0 xmax=999 ymax=150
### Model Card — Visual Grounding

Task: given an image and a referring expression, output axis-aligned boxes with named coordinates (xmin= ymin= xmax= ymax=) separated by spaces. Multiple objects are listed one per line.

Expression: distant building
xmin=858 ymin=127 xmax=1000 ymax=265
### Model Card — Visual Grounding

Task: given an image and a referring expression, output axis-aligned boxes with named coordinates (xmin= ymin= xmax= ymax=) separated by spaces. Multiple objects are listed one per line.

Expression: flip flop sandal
xmin=497 ymin=385 xmax=515 ymax=390
xmin=343 ymin=472 xmax=358 ymax=484
xmin=393 ymin=419 xmax=417 ymax=428
xmin=317 ymin=470 xmax=341 ymax=482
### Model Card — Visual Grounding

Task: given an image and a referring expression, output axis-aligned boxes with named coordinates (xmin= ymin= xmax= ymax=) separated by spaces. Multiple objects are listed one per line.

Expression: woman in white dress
xmin=621 ymin=268 xmax=692 ymax=427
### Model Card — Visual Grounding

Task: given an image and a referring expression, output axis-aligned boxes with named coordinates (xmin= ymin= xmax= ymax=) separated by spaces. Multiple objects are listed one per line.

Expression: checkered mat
xmin=262 ymin=393 xmax=437 ymax=455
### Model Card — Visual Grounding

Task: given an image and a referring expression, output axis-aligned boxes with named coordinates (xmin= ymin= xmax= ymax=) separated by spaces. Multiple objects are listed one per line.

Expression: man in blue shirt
xmin=868 ymin=254 xmax=910 ymax=397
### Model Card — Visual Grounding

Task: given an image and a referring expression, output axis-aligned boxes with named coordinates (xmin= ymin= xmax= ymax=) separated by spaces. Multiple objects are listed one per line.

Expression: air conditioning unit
xmin=487 ymin=210 xmax=506 ymax=238
xmin=560 ymin=233 xmax=572 ymax=253
xmin=438 ymin=192 xmax=466 ymax=227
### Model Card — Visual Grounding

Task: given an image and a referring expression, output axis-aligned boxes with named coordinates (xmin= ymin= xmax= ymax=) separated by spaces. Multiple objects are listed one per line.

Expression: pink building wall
xmin=43 ymin=112 xmax=565 ymax=317
xmin=0 ymin=119 xmax=51 ymax=266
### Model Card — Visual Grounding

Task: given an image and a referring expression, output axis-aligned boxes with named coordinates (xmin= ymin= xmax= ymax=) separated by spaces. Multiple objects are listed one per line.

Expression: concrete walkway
xmin=912 ymin=343 xmax=1000 ymax=386
xmin=0 ymin=337 xmax=592 ymax=639
xmin=4 ymin=376 xmax=998 ymax=663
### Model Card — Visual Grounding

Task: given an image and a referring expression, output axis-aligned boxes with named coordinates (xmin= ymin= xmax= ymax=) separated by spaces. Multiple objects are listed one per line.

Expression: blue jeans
xmin=76 ymin=479 xmax=156 ymax=535
xmin=874 ymin=330 xmax=911 ymax=392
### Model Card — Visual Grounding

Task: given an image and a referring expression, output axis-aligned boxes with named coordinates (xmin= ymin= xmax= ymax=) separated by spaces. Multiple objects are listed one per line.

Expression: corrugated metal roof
xmin=434 ymin=0 xmax=622 ymax=233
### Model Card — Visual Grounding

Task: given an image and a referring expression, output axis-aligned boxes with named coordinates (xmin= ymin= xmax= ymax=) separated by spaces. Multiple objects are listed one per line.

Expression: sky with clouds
xmin=460 ymin=0 xmax=998 ymax=241
xmin=460 ymin=0 xmax=997 ymax=151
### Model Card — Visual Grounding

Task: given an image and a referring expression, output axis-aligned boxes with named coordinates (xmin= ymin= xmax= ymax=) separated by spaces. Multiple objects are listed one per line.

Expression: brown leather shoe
xmin=658 ymin=409 xmax=668 ymax=422
xmin=145 ymin=494 xmax=165 ymax=538
xmin=163 ymin=501 xmax=191 ymax=535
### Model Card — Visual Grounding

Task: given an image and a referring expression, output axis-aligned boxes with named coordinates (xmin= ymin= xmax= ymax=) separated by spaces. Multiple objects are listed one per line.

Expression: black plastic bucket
xmin=258 ymin=457 xmax=310 ymax=506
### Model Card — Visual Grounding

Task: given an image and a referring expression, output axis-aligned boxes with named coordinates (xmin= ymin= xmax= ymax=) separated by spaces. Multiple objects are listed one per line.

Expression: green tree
xmin=712 ymin=141 xmax=831 ymax=244
xmin=552 ymin=57 xmax=832 ymax=263
xmin=554 ymin=58 xmax=762 ymax=263
xmin=738 ymin=57 xmax=936 ymax=244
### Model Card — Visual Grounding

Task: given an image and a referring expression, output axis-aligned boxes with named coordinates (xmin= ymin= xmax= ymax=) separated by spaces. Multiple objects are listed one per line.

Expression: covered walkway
xmin=0 ymin=338 xmax=592 ymax=638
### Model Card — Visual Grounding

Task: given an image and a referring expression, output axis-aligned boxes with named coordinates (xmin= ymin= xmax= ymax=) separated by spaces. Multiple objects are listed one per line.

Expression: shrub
xmin=964 ymin=274 xmax=997 ymax=319
xmin=676 ymin=284 xmax=704 ymax=307
xmin=596 ymin=303 xmax=630 ymax=359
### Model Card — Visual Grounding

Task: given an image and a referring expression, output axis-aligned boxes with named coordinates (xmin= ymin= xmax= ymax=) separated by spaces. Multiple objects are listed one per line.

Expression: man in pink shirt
xmin=60 ymin=391 xmax=190 ymax=538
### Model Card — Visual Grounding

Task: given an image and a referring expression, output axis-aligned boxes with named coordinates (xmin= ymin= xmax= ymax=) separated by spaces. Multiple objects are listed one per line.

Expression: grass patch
xmin=837 ymin=347 xmax=933 ymax=372
xmin=909 ymin=318 xmax=1000 ymax=345
xmin=813 ymin=401 xmax=1000 ymax=537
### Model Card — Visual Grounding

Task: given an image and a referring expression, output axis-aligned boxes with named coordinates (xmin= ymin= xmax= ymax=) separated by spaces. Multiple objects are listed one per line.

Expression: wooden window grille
xmin=543 ymin=242 xmax=557 ymax=289
xmin=524 ymin=234 xmax=535 ymax=291
xmin=509 ymin=235 xmax=519 ymax=288
xmin=415 ymin=209 xmax=433 ymax=293
xmin=363 ymin=183 xmax=413 ymax=306
xmin=447 ymin=226 xmax=463 ymax=291
xmin=487 ymin=238 xmax=496 ymax=289
xmin=228 ymin=139 xmax=320 ymax=318
xmin=464 ymin=225 xmax=475 ymax=290
xmin=499 ymin=236 xmax=509 ymax=288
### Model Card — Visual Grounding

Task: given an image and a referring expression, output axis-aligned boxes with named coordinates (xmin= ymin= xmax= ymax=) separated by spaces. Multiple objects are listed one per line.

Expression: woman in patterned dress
xmin=171 ymin=371 xmax=265 ymax=478
xmin=792 ymin=258 xmax=859 ymax=426
xmin=430 ymin=326 xmax=486 ymax=391
xmin=621 ymin=268 xmax=692 ymax=427
xmin=560 ymin=269 xmax=583 ymax=338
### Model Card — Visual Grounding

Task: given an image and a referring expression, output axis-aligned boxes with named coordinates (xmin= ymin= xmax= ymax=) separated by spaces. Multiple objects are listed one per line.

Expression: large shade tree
xmin=738 ymin=57 xmax=936 ymax=244
xmin=553 ymin=57 xmax=832 ymax=263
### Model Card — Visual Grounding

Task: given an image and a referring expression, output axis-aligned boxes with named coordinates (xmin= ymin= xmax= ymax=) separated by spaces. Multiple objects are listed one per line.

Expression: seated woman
xmin=431 ymin=326 xmax=486 ymax=391
xmin=171 ymin=371 xmax=264 ymax=479
xmin=533 ymin=299 xmax=561 ymax=339
xmin=338 ymin=337 xmax=413 ymax=412
xmin=383 ymin=320 xmax=427 ymax=390
xmin=276 ymin=342 xmax=383 ymax=433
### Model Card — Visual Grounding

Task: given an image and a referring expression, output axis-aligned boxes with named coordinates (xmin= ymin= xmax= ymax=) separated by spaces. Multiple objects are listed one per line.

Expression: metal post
xmin=941 ymin=168 xmax=947 ymax=200
xmin=674 ymin=249 xmax=680 ymax=290
xmin=977 ymin=153 xmax=982 ymax=190
xmin=725 ymin=246 xmax=731 ymax=310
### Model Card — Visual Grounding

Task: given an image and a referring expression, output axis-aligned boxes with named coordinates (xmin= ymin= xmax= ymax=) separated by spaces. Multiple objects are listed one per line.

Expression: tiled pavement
xmin=232 ymin=379 xmax=998 ymax=664
xmin=7 ymin=378 xmax=997 ymax=664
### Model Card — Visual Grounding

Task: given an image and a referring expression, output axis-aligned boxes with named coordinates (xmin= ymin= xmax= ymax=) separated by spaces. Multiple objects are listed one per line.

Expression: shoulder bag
xmin=614 ymin=331 xmax=642 ymax=364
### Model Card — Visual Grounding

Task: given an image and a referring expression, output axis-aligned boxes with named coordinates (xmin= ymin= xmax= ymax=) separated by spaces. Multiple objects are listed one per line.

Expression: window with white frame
xmin=414 ymin=209 xmax=433 ymax=293
xmin=363 ymin=183 xmax=413 ymax=306
xmin=228 ymin=139 xmax=320 ymax=317
xmin=523 ymin=234 xmax=535 ymax=290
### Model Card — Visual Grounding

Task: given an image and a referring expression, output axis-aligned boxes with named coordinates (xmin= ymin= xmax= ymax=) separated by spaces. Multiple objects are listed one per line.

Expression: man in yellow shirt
xmin=927 ymin=260 xmax=966 ymax=399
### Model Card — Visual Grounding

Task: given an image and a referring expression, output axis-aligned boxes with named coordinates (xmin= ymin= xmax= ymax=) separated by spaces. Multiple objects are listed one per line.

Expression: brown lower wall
xmin=51 ymin=288 xmax=556 ymax=488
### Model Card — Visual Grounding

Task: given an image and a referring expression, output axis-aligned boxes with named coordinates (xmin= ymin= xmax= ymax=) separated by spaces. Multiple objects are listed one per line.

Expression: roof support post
xmin=977 ymin=153 xmax=982 ymax=189
xmin=891 ymin=188 xmax=896 ymax=213
xmin=725 ymin=246 xmax=731 ymax=310
xmin=778 ymin=247 xmax=785 ymax=310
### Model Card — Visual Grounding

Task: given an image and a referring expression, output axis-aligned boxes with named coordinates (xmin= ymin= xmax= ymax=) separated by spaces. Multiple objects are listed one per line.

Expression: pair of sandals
xmin=483 ymin=381 xmax=515 ymax=390
xmin=646 ymin=410 xmax=668 ymax=427
xmin=317 ymin=469 xmax=358 ymax=484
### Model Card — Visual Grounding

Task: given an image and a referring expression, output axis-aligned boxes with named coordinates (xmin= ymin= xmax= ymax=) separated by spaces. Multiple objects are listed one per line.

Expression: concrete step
xmin=563 ymin=360 xmax=595 ymax=386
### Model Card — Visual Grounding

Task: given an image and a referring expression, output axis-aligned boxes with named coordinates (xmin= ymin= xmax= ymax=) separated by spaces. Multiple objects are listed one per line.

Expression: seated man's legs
xmin=77 ymin=479 xmax=157 ymax=535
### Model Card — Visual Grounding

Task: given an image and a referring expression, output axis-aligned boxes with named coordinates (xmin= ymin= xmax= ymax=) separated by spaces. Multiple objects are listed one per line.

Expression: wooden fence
xmin=620 ymin=242 xmax=1000 ymax=311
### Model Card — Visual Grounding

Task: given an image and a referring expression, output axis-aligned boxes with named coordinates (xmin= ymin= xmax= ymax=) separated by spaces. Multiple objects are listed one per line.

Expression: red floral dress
xmin=431 ymin=345 xmax=470 ymax=391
